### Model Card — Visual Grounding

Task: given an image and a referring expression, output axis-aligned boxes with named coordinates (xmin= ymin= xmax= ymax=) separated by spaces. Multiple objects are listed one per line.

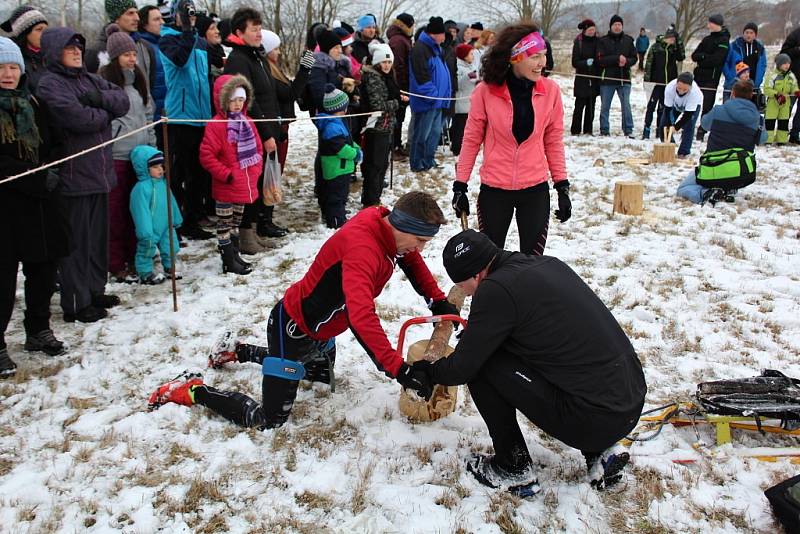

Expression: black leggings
xmin=361 ymin=130 xmax=391 ymax=207
xmin=469 ymin=350 xmax=642 ymax=472
xmin=477 ymin=183 xmax=550 ymax=255
xmin=193 ymin=300 xmax=335 ymax=429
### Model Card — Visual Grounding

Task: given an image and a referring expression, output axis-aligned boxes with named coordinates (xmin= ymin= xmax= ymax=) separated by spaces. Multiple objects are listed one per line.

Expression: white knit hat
xmin=261 ymin=30 xmax=280 ymax=55
xmin=370 ymin=42 xmax=393 ymax=65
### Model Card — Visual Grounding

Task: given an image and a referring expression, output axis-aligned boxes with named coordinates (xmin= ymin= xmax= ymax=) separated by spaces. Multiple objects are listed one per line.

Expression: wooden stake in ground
xmin=162 ymin=118 xmax=179 ymax=312
xmin=613 ymin=181 xmax=644 ymax=216
xmin=652 ymin=126 xmax=677 ymax=164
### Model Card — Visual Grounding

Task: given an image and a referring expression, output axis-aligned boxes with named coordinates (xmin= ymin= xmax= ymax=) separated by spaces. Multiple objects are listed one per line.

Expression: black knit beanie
xmin=443 ymin=230 xmax=500 ymax=283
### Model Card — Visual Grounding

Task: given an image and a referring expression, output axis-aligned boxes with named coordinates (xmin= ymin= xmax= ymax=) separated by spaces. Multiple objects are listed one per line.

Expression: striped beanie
xmin=322 ymin=83 xmax=348 ymax=113
xmin=0 ymin=6 xmax=47 ymax=40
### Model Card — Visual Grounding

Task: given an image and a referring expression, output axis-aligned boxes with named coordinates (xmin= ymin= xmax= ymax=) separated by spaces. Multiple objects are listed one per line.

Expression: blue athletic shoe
xmin=585 ymin=445 xmax=630 ymax=490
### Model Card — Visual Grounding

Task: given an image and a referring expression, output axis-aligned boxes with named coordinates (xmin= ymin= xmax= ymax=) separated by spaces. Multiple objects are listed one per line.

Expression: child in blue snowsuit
xmin=129 ymin=145 xmax=182 ymax=284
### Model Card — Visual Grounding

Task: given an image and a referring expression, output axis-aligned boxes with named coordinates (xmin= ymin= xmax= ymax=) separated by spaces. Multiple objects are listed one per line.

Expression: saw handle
xmin=397 ymin=315 xmax=467 ymax=358
xmin=664 ymin=126 xmax=675 ymax=144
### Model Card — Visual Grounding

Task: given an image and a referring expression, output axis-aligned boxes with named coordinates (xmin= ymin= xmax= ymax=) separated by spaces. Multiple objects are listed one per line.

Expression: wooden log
xmin=423 ymin=286 xmax=466 ymax=361
xmin=652 ymin=126 xmax=676 ymax=164
xmin=613 ymin=181 xmax=644 ymax=216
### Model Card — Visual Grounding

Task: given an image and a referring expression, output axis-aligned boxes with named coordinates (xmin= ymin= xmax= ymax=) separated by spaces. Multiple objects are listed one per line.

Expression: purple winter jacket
xmin=35 ymin=27 xmax=130 ymax=197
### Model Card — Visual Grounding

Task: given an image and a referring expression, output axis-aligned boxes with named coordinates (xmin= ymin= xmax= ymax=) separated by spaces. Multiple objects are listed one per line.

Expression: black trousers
xmin=393 ymin=102 xmax=408 ymax=150
xmin=58 ymin=194 xmax=108 ymax=315
xmin=361 ymin=130 xmax=392 ymax=207
xmin=169 ymin=125 xmax=210 ymax=228
xmin=571 ymin=96 xmax=596 ymax=135
xmin=698 ymin=82 xmax=719 ymax=117
xmin=477 ymin=183 xmax=550 ymax=255
xmin=643 ymin=85 xmax=665 ymax=134
xmin=0 ymin=260 xmax=57 ymax=347
xmin=324 ymin=174 xmax=351 ymax=229
xmin=469 ymin=350 xmax=642 ymax=472
xmin=449 ymin=113 xmax=468 ymax=156
xmin=193 ymin=300 xmax=335 ymax=429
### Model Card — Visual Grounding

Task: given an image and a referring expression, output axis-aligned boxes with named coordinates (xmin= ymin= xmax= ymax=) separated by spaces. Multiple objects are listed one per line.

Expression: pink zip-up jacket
xmin=456 ymin=76 xmax=567 ymax=189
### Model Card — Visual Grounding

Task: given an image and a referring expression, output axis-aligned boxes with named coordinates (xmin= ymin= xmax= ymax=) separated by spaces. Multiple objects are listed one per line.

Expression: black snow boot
xmin=257 ymin=206 xmax=288 ymax=238
xmin=0 ymin=346 xmax=17 ymax=378
xmin=24 ymin=329 xmax=67 ymax=356
xmin=219 ymin=243 xmax=252 ymax=275
xmin=229 ymin=234 xmax=252 ymax=269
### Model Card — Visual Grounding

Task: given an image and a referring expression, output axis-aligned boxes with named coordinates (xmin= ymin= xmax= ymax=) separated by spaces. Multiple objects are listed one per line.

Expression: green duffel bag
xmin=695 ymin=147 xmax=756 ymax=190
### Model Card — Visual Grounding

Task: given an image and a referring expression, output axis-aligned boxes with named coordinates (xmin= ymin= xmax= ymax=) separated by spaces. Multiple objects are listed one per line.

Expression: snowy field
xmin=1 ymin=70 xmax=800 ymax=533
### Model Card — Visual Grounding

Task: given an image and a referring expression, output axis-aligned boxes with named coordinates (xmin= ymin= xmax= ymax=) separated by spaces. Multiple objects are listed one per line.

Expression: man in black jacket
xmin=642 ymin=29 xmax=685 ymax=139
xmin=596 ymin=15 xmax=637 ymax=137
xmin=779 ymin=25 xmax=800 ymax=143
xmin=224 ymin=8 xmax=288 ymax=246
xmin=415 ymin=230 xmax=647 ymax=496
xmin=692 ymin=14 xmax=730 ymax=140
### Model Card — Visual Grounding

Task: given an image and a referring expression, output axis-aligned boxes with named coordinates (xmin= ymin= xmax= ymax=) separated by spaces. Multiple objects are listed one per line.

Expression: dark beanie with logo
xmin=443 ymin=230 xmax=500 ymax=283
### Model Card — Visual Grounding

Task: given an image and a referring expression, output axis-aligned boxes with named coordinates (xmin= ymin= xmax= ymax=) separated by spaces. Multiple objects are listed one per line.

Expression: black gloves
xmin=452 ymin=181 xmax=469 ymax=217
xmin=554 ymin=181 xmax=572 ymax=223
xmin=429 ymin=298 xmax=460 ymax=328
xmin=396 ymin=361 xmax=433 ymax=400
xmin=78 ymin=90 xmax=104 ymax=109
xmin=299 ymin=50 xmax=315 ymax=70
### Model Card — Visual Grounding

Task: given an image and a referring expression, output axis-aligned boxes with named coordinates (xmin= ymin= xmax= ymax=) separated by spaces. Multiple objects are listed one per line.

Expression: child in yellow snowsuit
xmin=764 ymin=54 xmax=799 ymax=144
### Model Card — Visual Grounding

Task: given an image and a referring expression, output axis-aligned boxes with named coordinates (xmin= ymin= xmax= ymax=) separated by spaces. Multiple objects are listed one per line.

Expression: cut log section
xmin=613 ymin=181 xmax=644 ymax=216
xmin=398 ymin=286 xmax=466 ymax=422
xmin=652 ymin=126 xmax=677 ymax=164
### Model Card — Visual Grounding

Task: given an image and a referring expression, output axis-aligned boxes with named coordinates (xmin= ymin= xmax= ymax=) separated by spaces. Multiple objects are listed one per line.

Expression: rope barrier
xmin=0 ymin=110 xmax=383 ymax=186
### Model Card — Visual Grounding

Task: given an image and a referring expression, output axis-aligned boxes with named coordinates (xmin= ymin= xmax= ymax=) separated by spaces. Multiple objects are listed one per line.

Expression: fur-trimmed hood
xmin=212 ymin=73 xmax=253 ymax=116
xmin=387 ymin=19 xmax=413 ymax=38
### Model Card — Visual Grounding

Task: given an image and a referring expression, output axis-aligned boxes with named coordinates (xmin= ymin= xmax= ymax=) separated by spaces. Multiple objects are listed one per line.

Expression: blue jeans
xmin=410 ymin=109 xmax=442 ymax=170
xmin=676 ymin=170 xmax=705 ymax=204
xmin=599 ymin=84 xmax=633 ymax=135
xmin=659 ymin=108 xmax=699 ymax=156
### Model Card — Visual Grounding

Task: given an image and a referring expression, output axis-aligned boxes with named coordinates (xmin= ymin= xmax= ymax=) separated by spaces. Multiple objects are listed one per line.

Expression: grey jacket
xmin=110 ymin=69 xmax=156 ymax=160
xmin=455 ymin=58 xmax=478 ymax=115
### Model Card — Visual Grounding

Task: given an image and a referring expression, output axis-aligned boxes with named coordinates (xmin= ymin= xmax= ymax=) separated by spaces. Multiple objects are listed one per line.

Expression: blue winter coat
xmin=158 ymin=26 xmax=211 ymax=125
xmin=36 ymin=27 xmax=130 ymax=197
xmin=129 ymin=145 xmax=182 ymax=246
xmin=723 ymin=36 xmax=767 ymax=90
xmin=701 ymin=97 xmax=767 ymax=153
xmin=138 ymin=30 xmax=168 ymax=121
xmin=635 ymin=35 xmax=650 ymax=54
xmin=308 ymin=52 xmax=349 ymax=113
xmin=409 ymin=31 xmax=452 ymax=113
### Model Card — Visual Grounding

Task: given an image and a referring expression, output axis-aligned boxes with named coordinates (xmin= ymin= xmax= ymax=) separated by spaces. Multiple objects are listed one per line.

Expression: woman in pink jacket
xmin=452 ymin=23 xmax=570 ymax=255
xmin=200 ymin=74 xmax=263 ymax=276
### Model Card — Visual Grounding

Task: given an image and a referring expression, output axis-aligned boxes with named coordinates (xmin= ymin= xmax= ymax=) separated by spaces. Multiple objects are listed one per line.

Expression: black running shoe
xmin=0 ymin=346 xmax=17 ymax=378
xmin=92 ymin=294 xmax=120 ymax=308
xmin=64 ymin=305 xmax=107 ymax=323
xmin=466 ymin=454 xmax=541 ymax=498
xmin=585 ymin=445 xmax=630 ymax=490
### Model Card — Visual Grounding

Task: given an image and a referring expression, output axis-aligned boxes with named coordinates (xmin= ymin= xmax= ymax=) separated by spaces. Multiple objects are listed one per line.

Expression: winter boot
xmin=789 ymin=133 xmax=800 ymax=145
xmin=219 ymin=243 xmax=252 ymax=275
xmin=0 ymin=346 xmax=17 ymax=378
xmin=92 ymin=294 xmax=121 ymax=309
xmin=208 ymin=331 xmax=240 ymax=369
xmin=24 ymin=329 xmax=66 ymax=356
xmin=641 ymin=126 xmax=650 ymax=140
xmin=147 ymin=370 xmax=204 ymax=410
xmin=585 ymin=444 xmax=630 ymax=490
xmin=696 ymin=127 xmax=706 ymax=142
xmin=229 ymin=234 xmax=253 ymax=268
xmin=140 ymin=272 xmax=167 ymax=285
xmin=250 ymin=223 xmax=275 ymax=250
xmin=63 ymin=305 xmax=108 ymax=323
xmin=257 ymin=207 xmax=288 ymax=238
xmin=466 ymin=453 xmax=541 ymax=498
xmin=237 ymin=228 xmax=267 ymax=256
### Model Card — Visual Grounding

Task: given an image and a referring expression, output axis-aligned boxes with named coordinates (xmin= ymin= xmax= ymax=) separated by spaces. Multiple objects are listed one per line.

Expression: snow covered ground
xmin=1 ymin=70 xmax=799 ymax=534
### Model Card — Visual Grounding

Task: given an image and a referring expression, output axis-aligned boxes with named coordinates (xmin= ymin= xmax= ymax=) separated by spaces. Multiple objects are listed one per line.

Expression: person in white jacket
xmin=450 ymin=43 xmax=479 ymax=155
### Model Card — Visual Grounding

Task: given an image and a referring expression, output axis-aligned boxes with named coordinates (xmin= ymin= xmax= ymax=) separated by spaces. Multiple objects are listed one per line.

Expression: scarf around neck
xmin=226 ymin=111 xmax=261 ymax=169
xmin=0 ymin=87 xmax=40 ymax=164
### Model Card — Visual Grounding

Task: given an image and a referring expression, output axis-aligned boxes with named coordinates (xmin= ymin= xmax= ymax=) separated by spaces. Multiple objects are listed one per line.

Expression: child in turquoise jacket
xmin=129 ymin=145 xmax=182 ymax=284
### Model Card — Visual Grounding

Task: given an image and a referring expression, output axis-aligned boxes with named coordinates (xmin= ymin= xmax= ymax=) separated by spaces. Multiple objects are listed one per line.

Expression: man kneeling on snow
xmin=413 ymin=230 xmax=647 ymax=496
xmin=148 ymin=192 xmax=457 ymax=429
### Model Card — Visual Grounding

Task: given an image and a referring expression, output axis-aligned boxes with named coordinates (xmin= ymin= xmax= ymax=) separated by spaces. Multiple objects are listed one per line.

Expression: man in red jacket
xmin=148 ymin=192 xmax=458 ymax=429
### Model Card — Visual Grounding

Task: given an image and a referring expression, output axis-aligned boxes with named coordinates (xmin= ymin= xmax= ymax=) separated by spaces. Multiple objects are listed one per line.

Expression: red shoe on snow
xmin=147 ymin=370 xmax=204 ymax=411
xmin=208 ymin=332 xmax=239 ymax=369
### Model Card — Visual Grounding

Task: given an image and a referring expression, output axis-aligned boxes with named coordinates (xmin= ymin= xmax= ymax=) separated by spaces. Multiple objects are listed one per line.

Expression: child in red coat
xmin=199 ymin=74 xmax=263 ymax=275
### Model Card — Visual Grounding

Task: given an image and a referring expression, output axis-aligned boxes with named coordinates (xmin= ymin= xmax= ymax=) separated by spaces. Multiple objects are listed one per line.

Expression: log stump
xmin=652 ymin=126 xmax=677 ymax=164
xmin=613 ymin=181 xmax=644 ymax=216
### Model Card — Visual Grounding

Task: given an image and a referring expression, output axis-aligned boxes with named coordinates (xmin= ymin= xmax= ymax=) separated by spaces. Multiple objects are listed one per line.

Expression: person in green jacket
xmin=764 ymin=54 xmax=799 ymax=144
xmin=129 ymin=145 xmax=182 ymax=284
xmin=314 ymin=84 xmax=362 ymax=229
